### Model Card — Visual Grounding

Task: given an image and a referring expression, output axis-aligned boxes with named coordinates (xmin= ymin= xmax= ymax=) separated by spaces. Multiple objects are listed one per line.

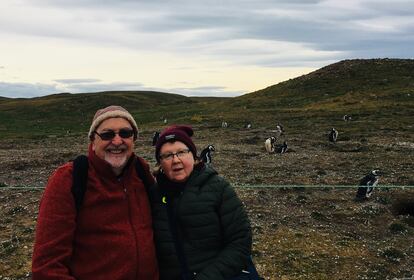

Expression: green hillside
xmin=225 ymin=58 xmax=414 ymax=133
xmin=0 ymin=91 xmax=218 ymax=138
xmin=0 ymin=58 xmax=413 ymax=139
xmin=238 ymin=58 xmax=414 ymax=107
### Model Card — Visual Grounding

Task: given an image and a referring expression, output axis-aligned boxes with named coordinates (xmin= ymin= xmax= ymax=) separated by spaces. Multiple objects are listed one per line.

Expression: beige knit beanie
xmin=88 ymin=105 xmax=138 ymax=140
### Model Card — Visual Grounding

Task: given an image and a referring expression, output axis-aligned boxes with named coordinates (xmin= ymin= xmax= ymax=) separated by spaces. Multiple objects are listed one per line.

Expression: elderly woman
xmin=150 ymin=125 xmax=253 ymax=280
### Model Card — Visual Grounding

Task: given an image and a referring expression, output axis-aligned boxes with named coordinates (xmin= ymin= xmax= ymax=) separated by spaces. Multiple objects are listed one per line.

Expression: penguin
xmin=343 ymin=115 xmax=352 ymax=121
xmin=329 ymin=128 xmax=338 ymax=142
xmin=200 ymin=145 xmax=215 ymax=164
xmin=265 ymin=137 xmax=276 ymax=153
xmin=152 ymin=131 xmax=160 ymax=146
xmin=355 ymin=170 xmax=382 ymax=201
xmin=275 ymin=124 xmax=284 ymax=138
xmin=276 ymin=141 xmax=288 ymax=154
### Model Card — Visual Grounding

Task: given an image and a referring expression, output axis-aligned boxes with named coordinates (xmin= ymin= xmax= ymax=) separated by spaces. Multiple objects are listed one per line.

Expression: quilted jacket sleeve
xmin=196 ymin=179 xmax=252 ymax=280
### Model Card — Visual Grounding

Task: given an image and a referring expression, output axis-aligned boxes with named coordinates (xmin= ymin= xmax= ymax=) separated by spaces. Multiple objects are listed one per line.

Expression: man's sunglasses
xmin=94 ymin=129 xmax=134 ymax=141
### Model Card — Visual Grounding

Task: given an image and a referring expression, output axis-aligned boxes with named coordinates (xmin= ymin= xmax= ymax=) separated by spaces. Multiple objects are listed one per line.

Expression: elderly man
xmin=32 ymin=105 xmax=158 ymax=280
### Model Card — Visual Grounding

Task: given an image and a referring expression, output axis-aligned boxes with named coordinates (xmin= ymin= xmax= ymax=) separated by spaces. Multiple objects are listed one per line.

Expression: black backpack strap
xmin=72 ymin=155 xmax=89 ymax=212
xmin=134 ymin=156 xmax=151 ymax=193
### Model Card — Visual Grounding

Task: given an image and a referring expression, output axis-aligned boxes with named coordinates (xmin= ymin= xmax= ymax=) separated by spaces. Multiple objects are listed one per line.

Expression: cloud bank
xmin=0 ymin=0 xmax=413 ymax=98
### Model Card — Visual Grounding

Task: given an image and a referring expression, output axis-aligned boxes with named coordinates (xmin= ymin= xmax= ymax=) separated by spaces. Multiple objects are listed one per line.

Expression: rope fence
xmin=1 ymin=185 xmax=414 ymax=190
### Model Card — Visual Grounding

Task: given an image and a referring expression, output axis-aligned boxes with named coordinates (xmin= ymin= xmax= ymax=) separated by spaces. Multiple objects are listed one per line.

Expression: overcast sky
xmin=1 ymin=0 xmax=413 ymax=98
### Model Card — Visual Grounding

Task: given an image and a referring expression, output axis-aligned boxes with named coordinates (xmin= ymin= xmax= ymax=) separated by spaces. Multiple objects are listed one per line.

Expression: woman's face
xmin=159 ymin=141 xmax=195 ymax=183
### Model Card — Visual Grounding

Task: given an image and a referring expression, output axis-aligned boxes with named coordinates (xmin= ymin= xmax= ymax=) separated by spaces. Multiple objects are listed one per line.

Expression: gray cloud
xmin=0 ymin=82 xmax=60 ymax=98
xmin=56 ymin=81 xmax=146 ymax=93
xmin=0 ymin=81 xmax=241 ymax=98
xmin=1 ymin=0 xmax=413 ymax=98
xmin=56 ymin=80 xmax=243 ymax=97
xmin=3 ymin=0 xmax=412 ymax=66
xmin=170 ymin=86 xmax=243 ymax=97
xmin=54 ymin=78 xmax=101 ymax=84
xmin=0 ymin=81 xmax=149 ymax=98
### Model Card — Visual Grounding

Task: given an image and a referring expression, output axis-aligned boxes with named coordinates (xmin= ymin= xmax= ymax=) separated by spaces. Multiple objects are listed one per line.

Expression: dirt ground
xmin=1 ymin=126 xmax=414 ymax=279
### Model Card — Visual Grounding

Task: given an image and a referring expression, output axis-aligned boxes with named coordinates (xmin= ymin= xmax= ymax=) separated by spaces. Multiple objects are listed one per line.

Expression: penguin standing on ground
xmin=355 ymin=170 xmax=382 ymax=201
xmin=329 ymin=128 xmax=338 ymax=142
xmin=275 ymin=124 xmax=284 ymax=138
xmin=343 ymin=115 xmax=352 ymax=121
xmin=152 ymin=131 xmax=160 ymax=146
xmin=276 ymin=141 xmax=288 ymax=154
xmin=200 ymin=145 xmax=215 ymax=164
xmin=265 ymin=137 xmax=276 ymax=153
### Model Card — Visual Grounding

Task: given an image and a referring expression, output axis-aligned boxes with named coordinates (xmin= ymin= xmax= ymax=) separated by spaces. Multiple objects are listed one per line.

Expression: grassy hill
xmin=238 ymin=58 xmax=414 ymax=108
xmin=227 ymin=58 xmax=414 ymax=126
xmin=0 ymin=58 xmax=413 ymax=139
xmin=0 ymin=91 xmax=217 ymax=138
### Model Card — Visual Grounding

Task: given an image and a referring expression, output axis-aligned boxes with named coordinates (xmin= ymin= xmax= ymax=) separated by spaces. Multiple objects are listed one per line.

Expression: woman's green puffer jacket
xmin=150 ymin=164 xmax=252 ymax=280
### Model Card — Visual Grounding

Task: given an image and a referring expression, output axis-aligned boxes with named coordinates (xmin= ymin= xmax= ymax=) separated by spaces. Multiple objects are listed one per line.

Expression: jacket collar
xmin=157 ymin=162 xmax=218 ymax=192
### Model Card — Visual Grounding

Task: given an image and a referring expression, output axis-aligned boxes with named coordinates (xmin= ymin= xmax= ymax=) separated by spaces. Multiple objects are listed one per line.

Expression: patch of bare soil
xmin=0 ymin=126 xmax=414 ymax=279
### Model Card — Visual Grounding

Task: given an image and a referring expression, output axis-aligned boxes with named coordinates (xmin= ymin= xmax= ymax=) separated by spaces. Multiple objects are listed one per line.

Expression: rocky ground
xmin=0 ymin=126 xmax=414 ymax=279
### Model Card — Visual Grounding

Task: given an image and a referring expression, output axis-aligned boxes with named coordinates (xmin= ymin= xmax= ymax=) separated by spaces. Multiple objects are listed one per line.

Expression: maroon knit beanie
xmin=155 ymin=125 xmax=197 ymax=163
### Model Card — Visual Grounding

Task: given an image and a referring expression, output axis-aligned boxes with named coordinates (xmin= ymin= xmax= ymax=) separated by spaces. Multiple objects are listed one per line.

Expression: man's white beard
xmin=104 ymin=153 xmax=128 ymax=170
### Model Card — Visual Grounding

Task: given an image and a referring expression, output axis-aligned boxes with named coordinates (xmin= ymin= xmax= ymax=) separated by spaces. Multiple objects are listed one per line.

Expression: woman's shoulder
xmin=194 ymin=166 xmax=232 ymax=192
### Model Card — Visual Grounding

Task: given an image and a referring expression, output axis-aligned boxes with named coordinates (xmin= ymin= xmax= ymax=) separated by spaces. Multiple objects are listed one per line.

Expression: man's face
xmin=92 ymin=117 xmax=134 ymax=174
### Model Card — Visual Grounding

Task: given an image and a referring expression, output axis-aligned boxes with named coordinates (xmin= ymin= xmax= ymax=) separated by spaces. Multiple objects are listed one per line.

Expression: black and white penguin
xmin=275 ymin=124 xmax=284 ymax=138
xmin=343 ymin=115 xmax=352 ymax=121
xmin=328 ymin=128 xmax=338 ymax=142
xmin=200 ymin=145 xmax=215 ymax=164
xmin=276 ymin=141 xmax=288 ymax=154
xmin=152 ymin=131 xmax=160 ymax=146
xmin=265 ymin=137 xmax=276 ymax=153
xmin=355 ymin=170 xmax=382 ymax=201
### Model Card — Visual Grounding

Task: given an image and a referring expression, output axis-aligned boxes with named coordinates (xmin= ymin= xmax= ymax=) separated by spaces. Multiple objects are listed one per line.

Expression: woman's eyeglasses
xmin=94 ymin=129 xmax=134 ymax=141
xmin=159 ymin=149 xmax=191 ymax=161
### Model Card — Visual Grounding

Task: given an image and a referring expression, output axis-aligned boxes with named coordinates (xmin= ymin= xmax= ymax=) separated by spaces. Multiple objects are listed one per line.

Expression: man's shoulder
xmin=41 ymin=161 xmax=75 ymax=200
xmin=46 ymin=162 xmax=74 ymax=187
xmin=54 ymin=161 xmax=74 ymax=176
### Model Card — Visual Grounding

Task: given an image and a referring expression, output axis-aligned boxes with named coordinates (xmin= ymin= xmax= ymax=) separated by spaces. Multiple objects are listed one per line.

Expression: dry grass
xmin=0 ymin=123 xmax=413 ymax=279
xmin=1 ymin=187 xmax=413 ymax=280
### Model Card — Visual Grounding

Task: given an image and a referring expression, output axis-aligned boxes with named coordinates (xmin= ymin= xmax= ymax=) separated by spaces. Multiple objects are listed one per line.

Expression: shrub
xmin=389 ymin=222 xmax=408 ymax=234
xmin=402 ymin=216 xmax=414 ymax=227
xmin=190 ymin=115 xmax=203 ymax=123
xmin=379 ymin=247 xmax=405 ymax=263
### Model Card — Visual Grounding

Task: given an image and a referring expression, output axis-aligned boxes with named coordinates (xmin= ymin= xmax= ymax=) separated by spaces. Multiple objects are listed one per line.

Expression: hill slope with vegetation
xmin=0 ymin=58 xmax=413 ymax=139
xmin=238 ymin=58 xmax=413 ymax=108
